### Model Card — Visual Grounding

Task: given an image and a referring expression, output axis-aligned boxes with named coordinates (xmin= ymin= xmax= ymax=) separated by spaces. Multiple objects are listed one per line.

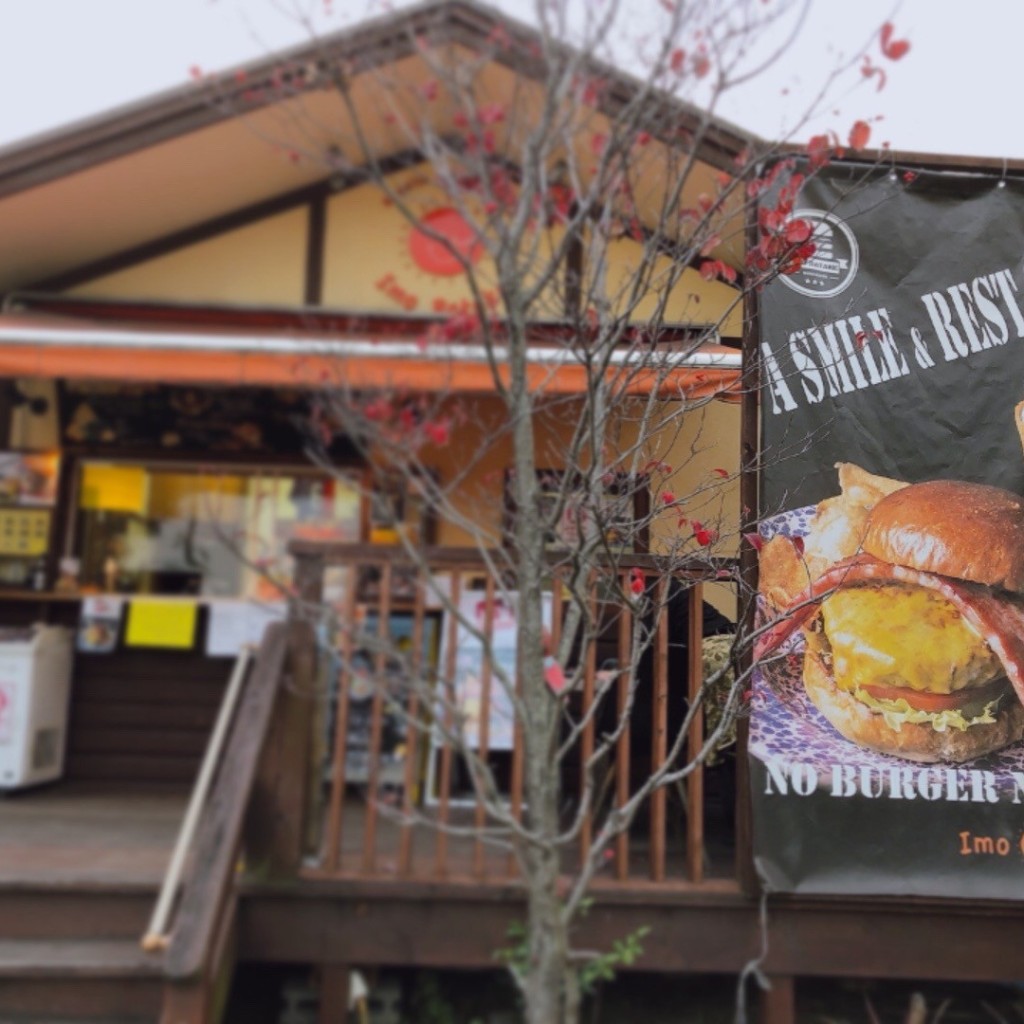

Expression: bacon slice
xmin=756 ymin=553 xmax=1024 ymax=703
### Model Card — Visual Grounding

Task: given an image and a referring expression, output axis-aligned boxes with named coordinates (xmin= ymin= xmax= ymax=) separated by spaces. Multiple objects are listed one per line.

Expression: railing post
xmin=245 ymin=620 xmax=317 ymax=878
xmin=757 ymin=976 xmax=796 ymax=1024
xmin=293 ymin=551 xmax=326 ymax=607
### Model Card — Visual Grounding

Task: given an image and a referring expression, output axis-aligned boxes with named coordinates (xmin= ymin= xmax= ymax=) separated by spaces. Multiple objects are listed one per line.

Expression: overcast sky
xmin=0 ymin=0 xmax=1016 ymax=161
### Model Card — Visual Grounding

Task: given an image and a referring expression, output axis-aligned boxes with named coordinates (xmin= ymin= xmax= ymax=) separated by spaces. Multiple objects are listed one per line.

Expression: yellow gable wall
xmin=321 ymin=169 xmax=565 ymax=318
xmin=64 ymin=167 xmax=741 ymax=338
xmin=321 ymin=171 xmax=743 ymax=332
xmin=603 ymin=237 xmax=742 ymax=339
xmin=68 ymin=209 xmax=307 ymax=306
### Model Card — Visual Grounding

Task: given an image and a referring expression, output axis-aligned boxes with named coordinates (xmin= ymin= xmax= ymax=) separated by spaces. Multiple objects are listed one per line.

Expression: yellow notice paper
xmin=125 ymin=600 xmax=197 ymax=650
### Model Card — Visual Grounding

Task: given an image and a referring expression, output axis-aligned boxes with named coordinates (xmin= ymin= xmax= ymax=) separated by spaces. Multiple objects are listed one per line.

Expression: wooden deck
xmin=7 ymin=776 xmax=1024 ymax=1006
xmin=0 ymin=779 xmax=735 ymax=889
xmin=0 ymin=781 xmax=185 ymax=888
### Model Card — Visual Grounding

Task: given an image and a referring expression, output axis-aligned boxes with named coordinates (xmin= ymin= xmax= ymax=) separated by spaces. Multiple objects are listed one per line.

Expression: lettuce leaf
xmin=852 ymin=687 xmax=1001 ymax=733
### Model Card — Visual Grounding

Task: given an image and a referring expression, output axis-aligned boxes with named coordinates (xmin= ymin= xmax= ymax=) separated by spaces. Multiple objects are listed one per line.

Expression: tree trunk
xmin=522 ymin=843 xmax=572 ymax=1024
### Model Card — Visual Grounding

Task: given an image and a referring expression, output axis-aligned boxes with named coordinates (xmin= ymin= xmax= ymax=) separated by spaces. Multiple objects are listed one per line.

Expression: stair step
xmin=2 ymin=1018 xmax=153 ymax=1024
xmin=0 ymin=977 xmax=161 ymax=1021
xmin=0 ymin=939 xmax=163 ymax=1020
xmin=0 ymin=938 xmax=162 ymax=977
xmin=0 ymin=885 xmax=155 ymax=940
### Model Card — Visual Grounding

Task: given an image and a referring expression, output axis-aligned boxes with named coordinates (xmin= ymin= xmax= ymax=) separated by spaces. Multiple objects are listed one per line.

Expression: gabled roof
xmin=0 ymin=0 xmax=757 ymax=294
xmin=0 ymin=0 xmax=755 ymax=199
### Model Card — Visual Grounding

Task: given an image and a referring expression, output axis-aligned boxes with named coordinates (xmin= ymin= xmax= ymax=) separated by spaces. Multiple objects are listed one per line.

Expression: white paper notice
xmin=205 ymin=601 xmax=287 ymax=657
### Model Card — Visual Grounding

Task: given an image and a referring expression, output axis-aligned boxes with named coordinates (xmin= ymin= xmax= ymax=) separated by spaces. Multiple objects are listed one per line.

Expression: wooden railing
xmin=291 ymin=543 xmax=741 ymax=890
xmin=159 ymin=619 xmax=315 ymax=1024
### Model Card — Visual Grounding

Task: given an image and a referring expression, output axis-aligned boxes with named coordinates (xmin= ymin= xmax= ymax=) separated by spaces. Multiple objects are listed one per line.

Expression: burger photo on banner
xmin=757 ymin=459 xmax=1024 ymax=765
xmin=751 ymin=161 xmax=1024 ymax=898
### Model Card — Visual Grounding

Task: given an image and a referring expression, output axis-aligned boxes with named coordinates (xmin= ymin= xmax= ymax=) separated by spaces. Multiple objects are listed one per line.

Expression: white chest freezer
xmin=0 ymin=625 xmax=72 ymax=790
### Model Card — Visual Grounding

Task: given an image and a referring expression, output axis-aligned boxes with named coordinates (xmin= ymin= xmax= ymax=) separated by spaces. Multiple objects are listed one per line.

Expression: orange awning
xmin=0 ymin=313 xmax=742 ymax=401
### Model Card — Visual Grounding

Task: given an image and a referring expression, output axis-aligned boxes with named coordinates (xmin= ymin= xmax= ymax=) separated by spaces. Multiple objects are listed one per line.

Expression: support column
xmin=318 ymin=966 xmax=351 ymax=1024
xmin=758 ymin=975 xmax=796 ymax=1024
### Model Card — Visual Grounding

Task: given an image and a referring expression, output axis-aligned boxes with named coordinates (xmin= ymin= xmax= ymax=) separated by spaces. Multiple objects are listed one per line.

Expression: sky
xmin=0 ymin=0 xmax=1016 ymax=161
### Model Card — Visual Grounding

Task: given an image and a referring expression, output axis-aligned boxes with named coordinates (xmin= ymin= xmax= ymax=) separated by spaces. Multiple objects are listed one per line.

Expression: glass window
xmin=73 ymin=461 xmax=363 ymax=598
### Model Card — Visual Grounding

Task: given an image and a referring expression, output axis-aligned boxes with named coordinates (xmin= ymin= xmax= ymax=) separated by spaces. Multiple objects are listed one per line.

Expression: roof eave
xmin=0 ymin=0 xmax=758 ymax=200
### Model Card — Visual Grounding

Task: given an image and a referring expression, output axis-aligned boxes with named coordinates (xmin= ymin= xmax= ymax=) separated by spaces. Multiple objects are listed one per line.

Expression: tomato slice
xmin=862 ymin=679 xmax=1007 ymax=712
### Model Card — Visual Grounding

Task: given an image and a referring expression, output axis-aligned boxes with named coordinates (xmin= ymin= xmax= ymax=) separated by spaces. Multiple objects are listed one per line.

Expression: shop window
xmin=71 ymin=460 xmax=364 ymax=599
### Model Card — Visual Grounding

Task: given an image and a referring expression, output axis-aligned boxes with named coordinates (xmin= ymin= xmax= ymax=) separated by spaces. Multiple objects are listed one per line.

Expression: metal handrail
xmin=141 ymin=645 xmax=254 ymax=952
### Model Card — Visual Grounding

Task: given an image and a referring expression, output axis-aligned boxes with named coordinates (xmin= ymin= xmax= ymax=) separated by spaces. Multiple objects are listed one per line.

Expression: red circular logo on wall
xmin=408 ymin=207 xmax=482 ymax=277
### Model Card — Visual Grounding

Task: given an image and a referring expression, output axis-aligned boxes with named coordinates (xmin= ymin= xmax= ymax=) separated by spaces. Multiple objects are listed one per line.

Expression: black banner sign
xmin=752 ymin=163 xmax=1024 ymax=898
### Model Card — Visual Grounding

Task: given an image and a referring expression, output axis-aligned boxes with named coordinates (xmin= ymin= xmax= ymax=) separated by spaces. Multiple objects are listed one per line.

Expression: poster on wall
xmin=425 ymin=590 xmax=551 ymax=805
xmin=753 ymin=162 xmax=1024 ymax=898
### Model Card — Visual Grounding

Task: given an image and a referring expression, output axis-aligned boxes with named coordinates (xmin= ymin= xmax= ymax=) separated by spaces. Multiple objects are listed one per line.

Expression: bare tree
xmin=201 ymin=2 xmax=909 ymax=1020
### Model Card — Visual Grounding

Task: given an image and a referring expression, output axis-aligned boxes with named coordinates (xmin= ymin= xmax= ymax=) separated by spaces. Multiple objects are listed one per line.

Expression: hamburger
xmin=760 ymin=475 xmax=1024 ymax=763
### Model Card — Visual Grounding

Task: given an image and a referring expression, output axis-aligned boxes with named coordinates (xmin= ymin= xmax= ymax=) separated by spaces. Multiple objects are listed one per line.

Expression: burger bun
xmin=863 ymin=480 xmax=1024 ymax=592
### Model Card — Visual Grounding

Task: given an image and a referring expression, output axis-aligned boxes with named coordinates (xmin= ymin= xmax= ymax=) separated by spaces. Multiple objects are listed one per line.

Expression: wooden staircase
xmin=0 ymin=882 xmax=164 ymax=1022
xmin=0 ymin=621 xmax=320 ymax=1024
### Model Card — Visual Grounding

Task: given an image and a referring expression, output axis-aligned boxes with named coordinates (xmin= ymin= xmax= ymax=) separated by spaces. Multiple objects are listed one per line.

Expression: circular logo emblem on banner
xmin=778 ymin=209 xmax=859 ymax=298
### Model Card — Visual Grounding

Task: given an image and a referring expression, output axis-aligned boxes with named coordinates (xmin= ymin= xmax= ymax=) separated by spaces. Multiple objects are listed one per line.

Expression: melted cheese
xmin=820 ymin=584 xmax=1002 ymax=695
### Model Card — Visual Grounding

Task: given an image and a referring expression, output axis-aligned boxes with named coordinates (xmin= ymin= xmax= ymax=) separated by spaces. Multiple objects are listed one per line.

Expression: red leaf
xmin=902 ymin=170 xmax=917 ymax=183
xmin=581 ymin=77 xmax=605 ymax=105
xmin=590 ymin=132 xmax=608 ymax=156
xmin=854 ymin=330 xmax=868 ymax=350
xmin=661 ymin=490 xmax=676 ymax=505
xmin=418 ymin=79 xmax=439 ymax=101
xmin=806 ymin=134 xmax=833 ymax=171
xmin=423 ymin=420 xmax=450 ymax=446
xmin=743 ymin=532 xmax=764 ymax=552
xmin=189 ymin=65 xmax=203 ymax=80
xmin=694 ymin=527 xmax=717 ymax=547
xmin=712 ymin=467 xmax=728 ymax=478
xmin=784 ymin=218 xmax=812 ymax=245
xmin=848 ymin=120 xmax=871 ymax=151
xmin=791 ymin=536 xmax=805 ymax=556
xmin=544 ymin=656 xmax=566 ymax=694
xmin=880 ymin=22 xmax=910 ymax=60
xmin=692 ymin=52 xmax=711 ymax=79
xmin=700 ymin=233 xmax=722 ymax=256
xmin=698 ymin=259 xmax=736 ymax=284
xmin=860 ymin=56 xmax=888 ymax=92
xmin=478 ymin=102 xmax=506 ymax=125
xmin=363 ymin=398 xmax=391 ymax=422
xmin=629 ymin=567 xmax=645 ymax=595
xmin=669 ymin=48 xmax=686 ymax=74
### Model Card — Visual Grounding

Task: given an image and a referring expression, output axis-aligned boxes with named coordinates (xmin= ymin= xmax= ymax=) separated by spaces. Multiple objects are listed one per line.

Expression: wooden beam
xmin=735 ymin=169 xmax=762 ymax=897
xmin=31 ymin=149 xmax=427 ymax=293
xmin=305 ymin=195 xmax=327 ymax=307
xmin=239 ymin=883 xmax=1024 ymax=982
xmin=33 ymin=180 xmax=333 ymax=293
